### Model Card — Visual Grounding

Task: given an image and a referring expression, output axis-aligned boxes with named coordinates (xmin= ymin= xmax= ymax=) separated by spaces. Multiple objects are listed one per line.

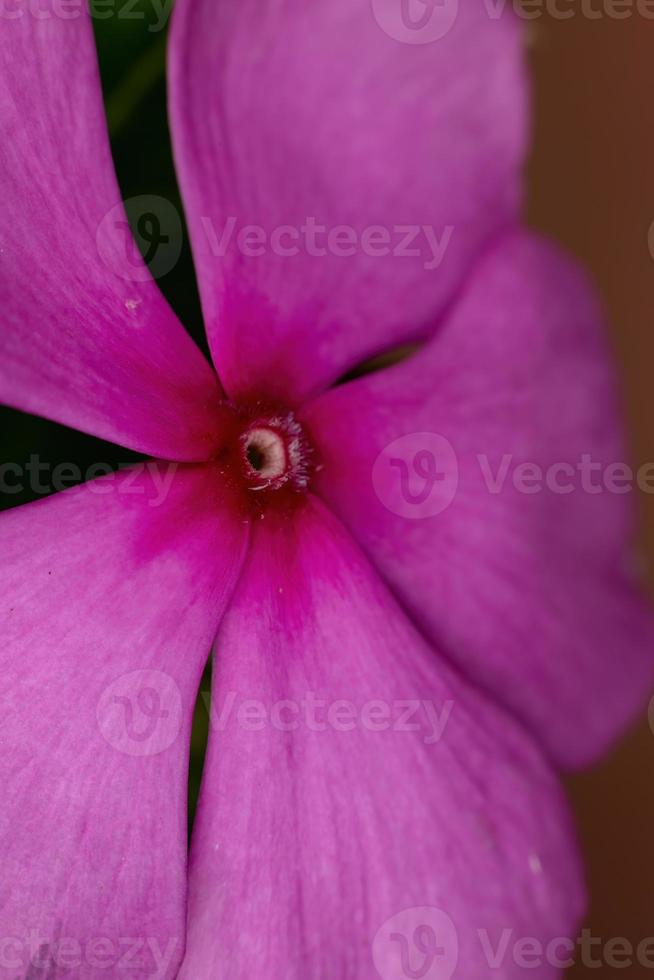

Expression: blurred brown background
xmin=527 ymin=11 xmax=654 ymax=975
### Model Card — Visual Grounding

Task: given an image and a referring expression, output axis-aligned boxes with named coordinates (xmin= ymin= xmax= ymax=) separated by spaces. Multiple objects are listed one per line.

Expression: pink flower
xmin=1 ymin=1 xmax=651 ymax=977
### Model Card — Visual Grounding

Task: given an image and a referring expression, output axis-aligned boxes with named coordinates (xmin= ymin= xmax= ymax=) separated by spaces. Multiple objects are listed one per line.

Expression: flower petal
xmin=0 ymin=3 xmax=224 ymax=460
xmin=168 ymin=0 xmax=527 ymax=404
xmin=0 ymin=464 xmax=247 ymax=978
xmin=303 ymin=231 xmax=654 ymax=768
xmin=180 ymin=497 xmax=583 ymax=978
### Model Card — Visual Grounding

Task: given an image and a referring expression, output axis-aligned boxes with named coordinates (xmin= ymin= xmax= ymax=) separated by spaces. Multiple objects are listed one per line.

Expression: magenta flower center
xmin=237 ymin=411 xmax=312 ymax=493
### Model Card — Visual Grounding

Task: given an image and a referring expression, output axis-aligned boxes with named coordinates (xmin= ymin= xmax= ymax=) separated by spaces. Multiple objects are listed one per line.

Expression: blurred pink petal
xmin=304 ymin=231 xmax=654 ymax=768
xmin=0 ymin=465 xmax=247 ymax=978
xmin=181 ymin=498 xmax=584 ymax=978
xmin=168 ymin=0 xmax=528 ymax=404
xmin=0 ymin=3 xmax=224 ymax=460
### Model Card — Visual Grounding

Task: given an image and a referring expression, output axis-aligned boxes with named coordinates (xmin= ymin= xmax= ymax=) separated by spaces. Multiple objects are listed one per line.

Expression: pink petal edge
xmin=168 ymin=0 xmax=528 ymax=404
xmin=181 ymin=496 xmax=584 ymax=978
xmin=0 ymin=2 xmax=225 ymax=460
xmin=304 ymin=230 xmax=654 ymax=769
xmin=0 ymin=465 xmax=248 ymax=979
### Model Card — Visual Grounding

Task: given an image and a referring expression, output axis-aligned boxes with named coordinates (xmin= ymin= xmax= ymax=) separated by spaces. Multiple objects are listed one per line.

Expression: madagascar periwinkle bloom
xmin=0 ymin=0 xmax=652 ymax=977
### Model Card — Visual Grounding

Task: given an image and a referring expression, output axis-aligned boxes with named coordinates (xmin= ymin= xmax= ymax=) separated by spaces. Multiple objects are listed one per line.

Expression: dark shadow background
xmin=0 ymin=2 xmax=652 ymax=973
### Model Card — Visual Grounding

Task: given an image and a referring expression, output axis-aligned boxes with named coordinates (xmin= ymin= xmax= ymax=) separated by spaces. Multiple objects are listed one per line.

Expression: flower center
xmin=238 ymin=412 xmax=311 ymax=492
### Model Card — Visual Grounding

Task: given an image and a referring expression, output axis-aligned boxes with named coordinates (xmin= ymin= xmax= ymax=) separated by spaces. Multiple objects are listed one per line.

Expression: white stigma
xmin=240 ymin=413 xmax=311 ymax=491
xmin=243 ymin=427 xmax=288 ymax=482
